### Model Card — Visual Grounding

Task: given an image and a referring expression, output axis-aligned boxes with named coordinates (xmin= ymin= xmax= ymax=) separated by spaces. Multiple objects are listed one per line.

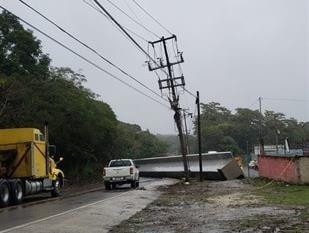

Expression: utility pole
xmin=258 ymin=96 xmax=262 ymax=115
xmin=258 ymin=96 xmax=264 ymax=155
xmin=148 ymin=35 xmax=189 ymax=181
xmin=246 ymin=140 xmax=250 ymax=178
xmin=183 ymin=109 xmax=192 ymax=154
xmin=196 ymin=91 xmax=203 ymax=182
xmin=92 ymin=1 xmax=189 ymax=179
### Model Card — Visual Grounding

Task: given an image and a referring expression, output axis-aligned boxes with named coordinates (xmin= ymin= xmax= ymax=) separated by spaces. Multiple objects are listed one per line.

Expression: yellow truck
xmin=0 ymin=126 xmax=64 ymax=207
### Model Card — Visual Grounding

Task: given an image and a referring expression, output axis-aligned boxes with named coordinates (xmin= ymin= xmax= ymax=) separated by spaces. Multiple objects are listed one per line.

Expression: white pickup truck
xmin=103 ymin=159 xmax=139 ymax=190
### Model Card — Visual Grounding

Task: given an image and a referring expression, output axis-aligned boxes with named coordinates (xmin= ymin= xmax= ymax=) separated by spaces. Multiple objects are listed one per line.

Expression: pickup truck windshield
xmin=109 ymin=160 xmax=132 ymax=167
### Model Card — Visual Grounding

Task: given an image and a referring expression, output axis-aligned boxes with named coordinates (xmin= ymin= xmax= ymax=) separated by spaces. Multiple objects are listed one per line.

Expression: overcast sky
xmin=1 ymin=0 xmax=308 ymax=134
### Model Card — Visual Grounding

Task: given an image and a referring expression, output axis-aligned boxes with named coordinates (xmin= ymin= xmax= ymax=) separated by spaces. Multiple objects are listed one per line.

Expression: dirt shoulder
xmin=110 ymin=179 xmax=309 ymax=233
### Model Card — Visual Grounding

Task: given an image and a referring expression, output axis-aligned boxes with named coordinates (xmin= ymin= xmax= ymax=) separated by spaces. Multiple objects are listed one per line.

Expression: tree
xmin=195 ymin=102 xmax=241 ymax=153
xmin=0 ymin=10 xmax=50 ymax=76
xmin=232 ymin=108 xmax=262 ymax=152
xmin=0 ymin=10 xmax=168 ymax=181
xmin=194 ymin=102 xmax=309 ymax=155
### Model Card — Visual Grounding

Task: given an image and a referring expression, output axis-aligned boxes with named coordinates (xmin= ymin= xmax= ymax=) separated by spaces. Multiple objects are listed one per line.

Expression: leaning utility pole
xmin=148 ymin=35 xmax=189 ymax=181
xmin=93 ymin=0 xmax=189 ymax=180
xmin=183 ymin=109 xmax=191 ymax=154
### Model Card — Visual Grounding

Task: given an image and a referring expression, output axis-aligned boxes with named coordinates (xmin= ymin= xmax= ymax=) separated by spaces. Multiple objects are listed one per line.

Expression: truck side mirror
xmin=56 ymin=157 xmax=64 ymax=165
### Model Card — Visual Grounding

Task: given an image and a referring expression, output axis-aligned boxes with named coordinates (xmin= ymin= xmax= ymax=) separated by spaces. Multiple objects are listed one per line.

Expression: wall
xmin=258 ymin=155 xmax=299 ymax=183
xmin=298 ymin=157 xmax=309 ymax=184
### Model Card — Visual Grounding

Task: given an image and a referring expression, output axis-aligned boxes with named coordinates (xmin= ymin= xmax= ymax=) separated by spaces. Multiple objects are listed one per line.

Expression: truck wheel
xmin=104 ymin=182 xmax=111 ymax=190
xmin=0 ymin=179 xmax=10 ymax=207
xmin=51 ymin=177 xmax=61 ymax=197
xmin=130 ymin=181 xmax=136 ymax=189
xmin=136 ymin=181 xmax=139 ymax=188
xmin=10 ymin=180 xmax=23 ymax=204
xmin=111 ymin=183 xmax=116 ymax=189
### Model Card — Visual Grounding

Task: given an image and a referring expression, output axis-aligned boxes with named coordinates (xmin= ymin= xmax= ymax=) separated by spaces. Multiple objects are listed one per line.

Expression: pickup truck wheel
xmin=10 ymin=180 xmax=23 ymax=204
xmin=0 ymin=179 xmax=10 ymax=207
xmin=104 ymin=182 xmax=111 ymax=190
xmin=51 ymin=177 xmax=61 ymax=197
xmin=130 ymin=181 xmax=136 ymax=189
xmin=136 ymin=181 xmax=139 ymax=188
xmin=111 ymin=183 xmax=116 ymax=189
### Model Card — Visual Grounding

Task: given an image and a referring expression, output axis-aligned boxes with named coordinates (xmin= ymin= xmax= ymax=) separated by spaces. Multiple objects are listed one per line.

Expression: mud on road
xmin=110 ymin=179 xmax=309 ymax=233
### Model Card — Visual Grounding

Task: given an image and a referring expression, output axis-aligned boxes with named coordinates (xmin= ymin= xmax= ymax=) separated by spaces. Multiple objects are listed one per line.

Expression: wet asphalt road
xmin=0 ymin=178 xmax=154 ymax=232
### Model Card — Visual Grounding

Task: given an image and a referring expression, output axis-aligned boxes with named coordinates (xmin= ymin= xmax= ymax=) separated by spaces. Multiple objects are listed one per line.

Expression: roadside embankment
xmin=110 ymin=178 xmax=309 ymax=233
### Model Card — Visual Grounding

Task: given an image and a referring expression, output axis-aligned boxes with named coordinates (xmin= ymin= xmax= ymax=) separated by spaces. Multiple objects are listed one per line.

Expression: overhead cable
xmin=85 ymin=0 xmax=164 ymax=82
xmin=17 ymin=0 xmax=168 ymax=104
xmin=93 ymin=0 xmax=197 ymax=99
xmin=82 ymin=0 xmax=149 ymax=42
xmin=0 ymin=5 xmax=171 ymax=110
xmin=131 ymin=0 xmax=173 ymax=36
xmin=105 ymin=0 xmax=160 ymax=39
xmin=263 ymin=97 xmax=309 ymax=102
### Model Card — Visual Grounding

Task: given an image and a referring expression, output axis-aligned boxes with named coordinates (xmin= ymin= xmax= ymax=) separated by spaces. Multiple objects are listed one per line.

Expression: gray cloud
xmin=2 ymin=0 xmax=308 ymax=133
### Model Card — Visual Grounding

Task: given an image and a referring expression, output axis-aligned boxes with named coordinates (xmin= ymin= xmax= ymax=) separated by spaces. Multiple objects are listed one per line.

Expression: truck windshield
xmin=109 ymin=160 xmax=132 ymax=167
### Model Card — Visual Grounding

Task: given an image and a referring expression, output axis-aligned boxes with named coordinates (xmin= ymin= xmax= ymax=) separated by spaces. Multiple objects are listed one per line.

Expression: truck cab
xmin=0 ymin=127 xmax=64 ymax=207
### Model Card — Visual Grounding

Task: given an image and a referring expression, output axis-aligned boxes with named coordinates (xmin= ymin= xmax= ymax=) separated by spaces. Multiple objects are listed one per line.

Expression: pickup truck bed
xmin=103 ymin=159 xmax=139 ymax=190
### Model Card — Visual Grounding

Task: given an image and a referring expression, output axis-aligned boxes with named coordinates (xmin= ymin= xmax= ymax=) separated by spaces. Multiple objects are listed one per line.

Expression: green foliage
xmin=0 ymin=10 xmax=168 ymax=181
xmin=0 ymin=10 xmax=50 ymax=76
xmin=195 ymin=102 xmax=309 ymax=154
xmin=113 ymin=123 xmax=168 ymax=159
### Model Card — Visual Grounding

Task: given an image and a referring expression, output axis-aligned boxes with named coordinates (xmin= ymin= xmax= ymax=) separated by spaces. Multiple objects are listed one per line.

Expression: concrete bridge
xmin=134 ymin=152 xmax=243 ymax=180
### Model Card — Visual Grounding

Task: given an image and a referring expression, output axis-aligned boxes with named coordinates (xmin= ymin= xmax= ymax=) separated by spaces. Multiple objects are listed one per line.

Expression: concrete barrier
xmin=134 ymin=152 xmax=244 ymax=180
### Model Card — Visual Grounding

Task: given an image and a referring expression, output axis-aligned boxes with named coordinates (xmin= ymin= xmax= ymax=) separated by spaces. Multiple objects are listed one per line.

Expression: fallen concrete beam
xmin=134 ymin=152 xmax=243 ymax=180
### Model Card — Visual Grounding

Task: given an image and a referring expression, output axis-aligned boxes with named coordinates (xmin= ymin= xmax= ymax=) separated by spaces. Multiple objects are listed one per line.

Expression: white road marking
xmin=0 ymin=191 xmax=132 ymax=233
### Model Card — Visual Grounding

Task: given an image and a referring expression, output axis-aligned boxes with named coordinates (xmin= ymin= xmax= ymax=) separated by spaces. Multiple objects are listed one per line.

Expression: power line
xmin=93 ymin=0 xmax=166 ymax=75
xmin=82 ymin=0 xmax=149 ymax=42
xmin=17 ymin=0 xmax=168 ymax=104
xmin=131 ymin=0 xmax=173 ymax=36
xmin=84 ymin=0 xmax=164 ymax=83
xmin=124 ymin=0 xmax=143 ymax=28
xmin=0 ymin=5 xmax=171 ymax=110
xmin=263 ymin=97 xmax=309 ymax=103
xmin=184 ymin=88 xmax=197 ymax=98
xmin=92 ymin=0 xmax=197 ymax=99
xmin=104 ymin=0 xmax=160 ymax=39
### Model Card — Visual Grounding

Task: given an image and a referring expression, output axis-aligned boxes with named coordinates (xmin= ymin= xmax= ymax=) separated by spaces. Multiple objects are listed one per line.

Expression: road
xmin=0 ymin=178 xmax=176 ymax=233
xmin=242 ymin=166 xmax=259 ymax=178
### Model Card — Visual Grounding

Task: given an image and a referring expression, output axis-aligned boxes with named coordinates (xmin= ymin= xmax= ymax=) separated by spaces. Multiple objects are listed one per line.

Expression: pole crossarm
xmin=147 ymin=35 xmax=189 ymax=180
xmin=158 ymin=76 xmax=185 ymax=90
xmin=148 ymin=58 xmax=184 ymax=71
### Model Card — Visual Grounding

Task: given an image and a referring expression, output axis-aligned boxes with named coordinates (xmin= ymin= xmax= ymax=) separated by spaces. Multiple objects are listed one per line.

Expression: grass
xmin=239 ymin=215 xmax=264 ymax=229
xmin=251 ymin=178 xmax=309 ymax=205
